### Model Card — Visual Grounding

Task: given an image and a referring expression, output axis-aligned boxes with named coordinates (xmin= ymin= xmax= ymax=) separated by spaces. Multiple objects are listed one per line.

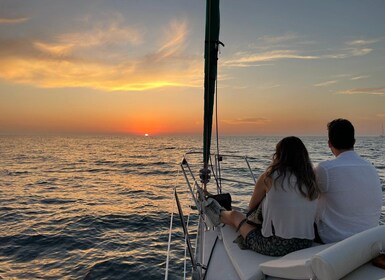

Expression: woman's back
xmin=261 ymin=172 xmax=317 ymax=239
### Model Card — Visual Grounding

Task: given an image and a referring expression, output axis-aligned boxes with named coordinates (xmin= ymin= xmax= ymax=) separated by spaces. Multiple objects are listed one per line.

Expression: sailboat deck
xmin=200 ymin=223 xmax=385 ymax=280
xmin=172 ymin=151 xmax=385 ymax=279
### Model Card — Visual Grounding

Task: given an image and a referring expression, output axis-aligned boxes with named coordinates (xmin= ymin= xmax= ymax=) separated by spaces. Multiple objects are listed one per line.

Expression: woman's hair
xmin=265 ymin=136 xmax=319 ymax=200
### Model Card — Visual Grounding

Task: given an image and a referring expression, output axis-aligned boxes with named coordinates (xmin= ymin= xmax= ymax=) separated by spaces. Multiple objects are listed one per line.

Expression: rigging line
xmin=204 ymin=0 xmax=212 ymax=171
xmin=165 ymin=167 xmax=183 ymax=280
xmin=215 ymin=46 xmax=222 ymax=193
xmin=208 ymin=155 xmax=220 ymax=193
xmin=202 ymin=235 xmax=219 ymax=280
xmin=175 ymin=189 xmax=197 ymax=271
xmin=164 ymin=187 xmax=176 ymax=280
xmin=183 ymin=181 xmax=198 ymax=280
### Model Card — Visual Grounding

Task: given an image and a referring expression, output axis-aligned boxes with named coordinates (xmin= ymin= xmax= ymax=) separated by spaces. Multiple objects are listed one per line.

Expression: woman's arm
xmin=248 ymin=172 xmax=272 ymax=211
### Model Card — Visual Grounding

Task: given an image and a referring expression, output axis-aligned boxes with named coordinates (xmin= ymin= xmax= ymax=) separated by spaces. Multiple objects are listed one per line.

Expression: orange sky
xmin=1 ymin=1 xmax=384 ymax=136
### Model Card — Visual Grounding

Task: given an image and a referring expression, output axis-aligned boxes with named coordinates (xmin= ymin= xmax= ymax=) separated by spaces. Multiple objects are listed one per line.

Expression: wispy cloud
xmin=224 ymin=34 xmax=382 ymax=69
xmin=0 ymin=17 xmax=29 ymax=24
xmin=337 ymin=87 xmax=385 ymax=95
xmin=333 ymin=73 xmax=353 ymax=78
xmin=0 ymin=19 xmax=201 ymax=91
xmin=258 ymin=33 xmax=298 ymax=45
xmin=32 ymin=20 xmax=143 ymax=58
xmin=222 ymin=62 xmax=274 ymax=68
xmin=314 ymin=80 xmax=338 ymax=87
xmin=155 ymin=20 xmax=188 ymax=59
xmin=33 ymin=42 xmax=74 ymax=56
xmin=351 ymin=75 xmax=369 ymax=80
xmin=223 ymin=36 xmax=379 ymax=67
xmin=224 ymin=50 xmax=318 ymax=67
xmin=262 ymin=84 xmax=281 ymax=89
xmin=346 ymin=39 xmax=380 ymax=46
xmin=315 ymin=75 xmax=370 ymax=88
xmin=223 ymin=117 xmax=271 ymax=125
xmin=336 ymin=38 xmax=380 ymax=58
xmin=323 ymin=47 xmax=373 ymax=59
xmin=350 ymin=48 xmax=372 ymax=56
xmin=58 ymin=23 xmax=143 ymax=49
xmin=255 ymin=33 xmax=316 ymax=49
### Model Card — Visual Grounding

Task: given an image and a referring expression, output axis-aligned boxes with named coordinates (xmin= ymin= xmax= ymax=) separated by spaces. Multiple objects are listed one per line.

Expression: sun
xmin=144 ymin=133 xmax=149 ymax=137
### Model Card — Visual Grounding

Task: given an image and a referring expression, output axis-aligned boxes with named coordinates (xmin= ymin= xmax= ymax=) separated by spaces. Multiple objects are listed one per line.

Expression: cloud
xmin=258 ymin=33 xmax=298 ymax=45
xmin=224 ymin=35 xmax=381 ymax=69
xmin=154 ymin=20 xmax=188 ymax=60
xmin=31 ymin=20 xmax=144 ymax=58
xmin=262 ymin=84 xmax=280 ymax=89
xmin=351 ymin=75 xmax=369 ymax=80
xmin=314 ymin=80 xmax=337 ymax=87
xmin=222 ymin=62 xmax=274 ymax=68
xmin=346 ymin=39 xmax=380 ymax=46
xmin=350 ymin=48 xmax=372 ymax=56
xmin=255 ymin=33 xmax=316 ymax=49
xmin=314 ymin=75 xmax=370 ymax=88
xmin=57 ymin=22 xmax=143 ymax=48
xmin=0 ymin=17 xmax=29 ymax=24
xmin=377 ymin=113 xmax=385 ymax=118
xmin=0 ymin=19 xmax=201 ymax=91
xmin=323 ymin=47 xmax=373 ymax=59
xmin=223 ymin=117 xmax=271 ymax=125
xmin=335 ymin=38 xmax=380 ymax=58
xmin=337 ymin=87 xmax=385 ymax=95
xmin=224 ymin=50 xmax=319 ymax=67
xmin=33 ymin=42 xmax=74 ymax=56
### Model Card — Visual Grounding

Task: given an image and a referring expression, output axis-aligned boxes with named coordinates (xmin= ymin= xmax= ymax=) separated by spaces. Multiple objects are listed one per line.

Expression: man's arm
xmin=315 ymin=163 xmax=328 ymax=192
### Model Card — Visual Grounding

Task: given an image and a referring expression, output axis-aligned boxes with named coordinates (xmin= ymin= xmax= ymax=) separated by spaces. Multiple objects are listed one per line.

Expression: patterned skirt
xmin=241 ymin=225 xmax=313 ymax=257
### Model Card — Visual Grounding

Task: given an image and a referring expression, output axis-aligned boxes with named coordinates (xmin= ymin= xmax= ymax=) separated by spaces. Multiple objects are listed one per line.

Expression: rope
xmin=202 ymin=235 xmax=219 ymax=280
xmin=215 ymin=44 xmax=222 ymax=193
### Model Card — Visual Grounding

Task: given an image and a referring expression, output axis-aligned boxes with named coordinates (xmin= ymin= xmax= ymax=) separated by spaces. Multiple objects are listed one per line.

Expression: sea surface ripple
xmin=0 ymin=135 xmax=384 ymax=279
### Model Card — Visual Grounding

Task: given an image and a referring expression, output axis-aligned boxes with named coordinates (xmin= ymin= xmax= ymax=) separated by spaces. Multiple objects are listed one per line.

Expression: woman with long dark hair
xmin=204 ymin=136 xmax=320 ymax=256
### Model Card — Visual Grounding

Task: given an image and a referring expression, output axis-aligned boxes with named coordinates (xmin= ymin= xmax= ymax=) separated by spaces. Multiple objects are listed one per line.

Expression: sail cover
xmin=202 ymin=0 xmax=220 ymax=176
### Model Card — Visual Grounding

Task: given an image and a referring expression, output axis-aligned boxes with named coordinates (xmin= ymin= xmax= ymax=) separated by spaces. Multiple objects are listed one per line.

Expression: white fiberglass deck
xmin=199 ymin=223 xmax=385 ymax=280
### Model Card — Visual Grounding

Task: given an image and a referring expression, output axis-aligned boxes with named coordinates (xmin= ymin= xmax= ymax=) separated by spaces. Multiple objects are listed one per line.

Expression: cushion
xmin=311 ymin=225 xmax=385 ymax=280
xmin=341 ymin=262 xmax=385 ymax=279
xmin=259 ymin=243 xmax=334 ymax=279
xmin=220 ymin=225 xmax=275 ymax=280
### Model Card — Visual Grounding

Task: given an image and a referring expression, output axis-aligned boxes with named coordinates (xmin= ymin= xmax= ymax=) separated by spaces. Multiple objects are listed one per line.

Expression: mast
xmin=201 ymin=0 xmax=221 ymax=186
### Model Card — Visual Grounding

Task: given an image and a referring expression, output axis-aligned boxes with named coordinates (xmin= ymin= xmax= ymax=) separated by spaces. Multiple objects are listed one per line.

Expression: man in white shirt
xmin=315 ymin=118 xmax=383 ymax=244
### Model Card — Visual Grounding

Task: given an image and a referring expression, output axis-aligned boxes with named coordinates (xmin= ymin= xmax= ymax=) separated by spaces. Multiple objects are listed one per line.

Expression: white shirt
xmin=315 ymin=150 xmax=382 ymax=243
xmin=261 ymin=172 xmax=317 ymax=239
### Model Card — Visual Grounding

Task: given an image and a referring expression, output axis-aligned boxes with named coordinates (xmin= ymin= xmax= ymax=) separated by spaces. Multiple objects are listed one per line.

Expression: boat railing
xmin=171 ymin=152 xmax=258 ymax=279
xmin=181 ymin=151 xmax=258 ymax=198
xmin=167 ymin=152 xmax=385 ymax=279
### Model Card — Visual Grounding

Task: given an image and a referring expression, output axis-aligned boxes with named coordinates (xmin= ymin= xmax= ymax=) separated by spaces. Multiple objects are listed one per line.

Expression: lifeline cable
xmin=164 ymin=187 xmax=176 ymax=280
xmin=202 ymin=235 xmax=219 ymax=280
xmin=214 ymin=44 xmax=222 ymax=193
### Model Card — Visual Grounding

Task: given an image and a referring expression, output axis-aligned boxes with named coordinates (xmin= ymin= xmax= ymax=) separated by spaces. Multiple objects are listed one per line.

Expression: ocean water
xmin=0 ymin=135 xmax=384 ymax=279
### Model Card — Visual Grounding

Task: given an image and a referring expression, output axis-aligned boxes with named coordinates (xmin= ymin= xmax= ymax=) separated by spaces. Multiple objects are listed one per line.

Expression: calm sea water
xmin=0 ymin=135 xmax=384 ymax=279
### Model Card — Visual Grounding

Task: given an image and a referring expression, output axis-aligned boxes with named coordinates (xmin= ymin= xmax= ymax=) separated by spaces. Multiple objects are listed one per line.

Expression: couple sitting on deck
xmin=204 ymin=118 xmax=383 ymax=257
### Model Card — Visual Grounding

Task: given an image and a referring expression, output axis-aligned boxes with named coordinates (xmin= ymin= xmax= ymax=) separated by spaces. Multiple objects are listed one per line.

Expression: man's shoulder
xmin=317 ymin=152 xmax=375 ymax=172
xmin=317 ymin=158 xmax=337 ymax=169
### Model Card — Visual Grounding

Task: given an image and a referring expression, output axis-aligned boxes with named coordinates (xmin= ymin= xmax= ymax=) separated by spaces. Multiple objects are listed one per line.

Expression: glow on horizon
xmin=0 ymin=1 xmax=384 ymax=136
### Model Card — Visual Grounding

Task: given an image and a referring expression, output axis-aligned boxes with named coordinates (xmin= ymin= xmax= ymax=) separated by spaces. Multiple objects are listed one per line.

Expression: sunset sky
xmin=1 ymin=0 xmax=384 ymax=136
